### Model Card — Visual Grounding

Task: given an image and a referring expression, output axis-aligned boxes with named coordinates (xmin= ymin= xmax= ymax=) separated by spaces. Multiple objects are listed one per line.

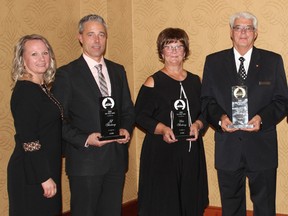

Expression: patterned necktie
xmin=238 ymin=57 xmax=247 ymax=80
xmin=95 ymin=64 xmax=109 ymax=96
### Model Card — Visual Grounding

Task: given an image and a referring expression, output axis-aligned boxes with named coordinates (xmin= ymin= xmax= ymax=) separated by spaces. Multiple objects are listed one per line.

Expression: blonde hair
xmin=11 ymin=34 xmax=56 ymax=87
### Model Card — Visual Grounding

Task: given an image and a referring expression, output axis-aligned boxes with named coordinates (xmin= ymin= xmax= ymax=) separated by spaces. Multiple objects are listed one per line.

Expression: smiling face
xmin=230 ymin=17 xmax=258 ymax=55
xmin=78 ymin=20 xmax=107 ymax=62
xmin=23 ymin=39 xmax=50 ymax=80
xmin=162 ymin=41 xmax=186 ymax=66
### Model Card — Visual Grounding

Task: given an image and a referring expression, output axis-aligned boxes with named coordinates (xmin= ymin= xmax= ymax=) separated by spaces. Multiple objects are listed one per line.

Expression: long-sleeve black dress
xmin=135 ymin=71 xmax=209 ymax=216
xmin=8 ymin=80 xmax=62 ymax=216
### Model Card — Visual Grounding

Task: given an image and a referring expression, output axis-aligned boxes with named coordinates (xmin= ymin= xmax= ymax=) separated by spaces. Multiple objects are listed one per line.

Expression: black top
xmin=8 ymin=80 xmax=62 ymax=216
xmin=135 ymin=71 xmax=209 ymax=216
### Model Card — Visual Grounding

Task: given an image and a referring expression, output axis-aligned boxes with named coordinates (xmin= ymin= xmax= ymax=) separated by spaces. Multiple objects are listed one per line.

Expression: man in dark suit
xmin=201 ymin=12 xmax=288 ymax=216
xmin=52 ymin=14 xmax=135 ymax=216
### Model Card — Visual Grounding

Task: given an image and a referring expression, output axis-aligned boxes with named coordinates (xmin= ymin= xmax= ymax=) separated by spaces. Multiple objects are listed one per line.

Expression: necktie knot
xmin=95 ymin=64 xmax=102 ymax=72
xmin=95 ymin=64 xmax=109 ymax=96
xmin=239 ymin=57 xmax=245 ymax=63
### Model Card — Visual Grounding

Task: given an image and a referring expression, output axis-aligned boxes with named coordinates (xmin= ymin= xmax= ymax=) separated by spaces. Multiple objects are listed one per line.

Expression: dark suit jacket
xmin=201 ymin=47 xmax=288 ymax=171
xmin=52 ymin=55 xmax=135 ymax=176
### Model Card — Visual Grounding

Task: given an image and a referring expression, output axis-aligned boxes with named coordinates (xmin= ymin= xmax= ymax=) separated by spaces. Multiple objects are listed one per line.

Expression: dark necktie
xmin=95 ymin=64 xmax=109 ymax=96
xmin=238 ymin=57 xmax=247 ymax=80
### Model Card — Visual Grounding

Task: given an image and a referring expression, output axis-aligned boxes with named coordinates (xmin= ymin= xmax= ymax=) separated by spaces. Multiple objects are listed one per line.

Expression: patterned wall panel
xmin=80 ymin=0 xmax=107 ymax=18
xmin=1 ymin=0 xmax=288 ymax=214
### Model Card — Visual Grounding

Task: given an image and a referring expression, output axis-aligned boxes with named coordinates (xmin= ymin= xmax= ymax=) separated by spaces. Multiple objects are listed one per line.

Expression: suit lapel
xmin=78 ymin=56 xmax=102 ymax=98
xmin=246 ymin=47 xmax=261 ymax=87
xmin=224 ymin=48 xmax=238 ymax=86
xmin=105 ymin=59 xmax=115 ymax=96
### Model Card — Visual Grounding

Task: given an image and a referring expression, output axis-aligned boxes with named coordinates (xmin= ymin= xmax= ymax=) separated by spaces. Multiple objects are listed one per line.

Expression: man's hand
xmin=86 ymin=132 xmax=116 ymax=147
xmin=241 ymin=115 xmax=261 ymax=132
xmin=220 ymin=114 xmax=238 ymax=133
xmin=116 ymin=129 xmax=131 ymax=144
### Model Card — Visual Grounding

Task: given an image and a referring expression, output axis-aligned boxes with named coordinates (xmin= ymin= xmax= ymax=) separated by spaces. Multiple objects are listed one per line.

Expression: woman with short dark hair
xmin=135 ymin=28 xmax=209 ymax=216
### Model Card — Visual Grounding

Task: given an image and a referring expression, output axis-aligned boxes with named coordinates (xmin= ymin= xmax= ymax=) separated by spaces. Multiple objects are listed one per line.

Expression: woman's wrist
xmin=194 ymin=120 xmax=203 ymax=131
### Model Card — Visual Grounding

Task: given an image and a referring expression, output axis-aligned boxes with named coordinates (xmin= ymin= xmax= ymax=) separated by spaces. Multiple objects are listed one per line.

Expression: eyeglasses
xmin=233 ymin=25 xmax=255 ymax=32
xmin=163 ymin=45 xmax=184 ymax=52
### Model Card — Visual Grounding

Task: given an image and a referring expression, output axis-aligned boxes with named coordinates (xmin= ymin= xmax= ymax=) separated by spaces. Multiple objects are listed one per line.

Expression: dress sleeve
xmin=135 ymin=85 xmax=160 ymax=135
xmin=12 ymin=84 xmax=51 ymax=184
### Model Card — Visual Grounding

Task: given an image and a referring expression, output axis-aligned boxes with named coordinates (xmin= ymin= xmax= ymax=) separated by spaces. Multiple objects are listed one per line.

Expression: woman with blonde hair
xmin=7 ymin=34 xmax=63 ymax=216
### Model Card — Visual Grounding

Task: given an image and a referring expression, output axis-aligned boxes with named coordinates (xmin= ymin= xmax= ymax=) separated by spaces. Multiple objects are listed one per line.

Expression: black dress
xmin=8 ymin=81 xmax=62 ymax=216
xmin=135 ymin=71 xmax=209 ymax=216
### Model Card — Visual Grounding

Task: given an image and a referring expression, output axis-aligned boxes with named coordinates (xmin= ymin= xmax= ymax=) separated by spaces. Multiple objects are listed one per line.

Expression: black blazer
xmin=201 ymin=47 xmax=288 ymax=171
xmin=52 ymin=56 xmax=135 ymax=176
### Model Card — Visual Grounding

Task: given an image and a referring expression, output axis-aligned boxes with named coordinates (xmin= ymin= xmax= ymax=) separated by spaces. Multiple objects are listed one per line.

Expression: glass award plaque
xmin=171 ymin=99 xmax=194 ymax=140
xmin=99 ymin=96 xmax=125 ymax=141
xmin=228 ymin=86 xmax=253 ymax=129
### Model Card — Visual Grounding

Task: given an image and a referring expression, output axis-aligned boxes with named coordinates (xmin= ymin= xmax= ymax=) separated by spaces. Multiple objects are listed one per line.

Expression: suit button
xmin=238 ymin=137 xmax=242 ymax=141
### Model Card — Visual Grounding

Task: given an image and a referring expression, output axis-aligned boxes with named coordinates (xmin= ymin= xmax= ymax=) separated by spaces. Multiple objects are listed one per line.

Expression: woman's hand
xmin=117 ymin=129 xmax=131 ymax=144
xmin=154 ymin=123 xmax=177 ymax=143
xmin=186 ymin=120 xmax=203 ymax=141
xmin=41 ymin=178 xmax=57 ymax=198
xmin=162 ymin=126 xmax=178 ymax=143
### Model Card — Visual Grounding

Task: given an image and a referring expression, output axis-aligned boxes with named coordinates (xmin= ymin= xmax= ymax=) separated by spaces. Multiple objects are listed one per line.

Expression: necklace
xmin=40 ymin=84 xmax=64 ymax=120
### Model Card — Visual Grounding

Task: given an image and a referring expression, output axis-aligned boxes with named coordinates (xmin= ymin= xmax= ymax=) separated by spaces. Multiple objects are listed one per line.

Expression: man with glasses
xmin=201 ymin=11 xmax=288 ymax=216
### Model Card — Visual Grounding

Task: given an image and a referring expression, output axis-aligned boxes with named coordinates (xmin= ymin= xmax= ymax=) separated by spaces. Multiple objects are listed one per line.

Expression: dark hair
xmin=157 ymin=28 xmax=190 ymax=62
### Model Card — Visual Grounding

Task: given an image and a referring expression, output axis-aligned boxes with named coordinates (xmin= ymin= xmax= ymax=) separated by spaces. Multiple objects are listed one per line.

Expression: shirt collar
xmin=82 ymin=53 xmax=105 ymax=70
xmin=233 ymin=47 xmax=253 ymax=60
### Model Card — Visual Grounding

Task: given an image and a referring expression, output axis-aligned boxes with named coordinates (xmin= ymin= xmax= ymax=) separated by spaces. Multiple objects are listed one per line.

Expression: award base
xmin=99 ymin=135 xmax=125 ymax=141
xmin=227 ymin=124 xmax=254 ymax=129
xmin=175 ymin=134 xmax=195 ymax=140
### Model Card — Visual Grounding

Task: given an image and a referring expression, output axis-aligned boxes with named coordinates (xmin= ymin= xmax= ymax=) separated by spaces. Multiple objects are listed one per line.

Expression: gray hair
xmin=78 ymin=14 xmax=108 ymax=34
xmin=229 ymin=12 xmax=258 ymax=30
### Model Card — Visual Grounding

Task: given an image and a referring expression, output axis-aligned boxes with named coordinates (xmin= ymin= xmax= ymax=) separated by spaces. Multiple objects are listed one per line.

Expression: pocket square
xmin=259 ymin=81 xmax=271 ymax=85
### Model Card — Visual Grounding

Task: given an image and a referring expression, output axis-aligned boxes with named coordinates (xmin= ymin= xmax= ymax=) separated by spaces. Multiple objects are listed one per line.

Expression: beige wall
xmin=1 ymin=0 xmax=288 ymax=215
